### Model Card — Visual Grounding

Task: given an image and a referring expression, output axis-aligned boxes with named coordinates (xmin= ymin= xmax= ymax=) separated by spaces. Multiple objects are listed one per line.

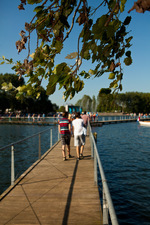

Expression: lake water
xmin=0 ymin=121 xmax=150 ymax=225
xmin=92 ymin=122 xmax=150 ymax=225
xmin=0 ymin=124 xmax=59 ymax=195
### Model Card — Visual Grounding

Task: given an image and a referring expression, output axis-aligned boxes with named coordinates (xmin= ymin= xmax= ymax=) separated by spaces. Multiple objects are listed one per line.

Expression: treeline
xmin=98 ymin=92 xmax=150 ymax=114
xmin=0 ymin=73 xmax=58 ymax=114
xmin=75 ymin=90 xmax=150 ymax=114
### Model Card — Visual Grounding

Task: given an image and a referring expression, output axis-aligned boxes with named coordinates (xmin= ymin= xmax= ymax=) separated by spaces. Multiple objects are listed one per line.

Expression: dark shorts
xmin=61 ymin=134 xmax=71 ymax=146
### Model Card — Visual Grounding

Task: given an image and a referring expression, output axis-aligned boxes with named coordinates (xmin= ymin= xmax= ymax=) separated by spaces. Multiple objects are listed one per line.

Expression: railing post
xmin=58 ymin=126 xmax=60 ymax=141
xmin=91 ymin=133 xmax=94 ymax=158
xmin=39 ymin=134 xmax=41 ymax=159
xmin=94 ymin=147 xmax=97 ymax=185
xmin=50 ymin=128 xmax=52 ymax=148
xmin=89 ymin=126 xmax=94 ymax=158
xmin=103 ymin=189 xmax=109 ymax=225
xmin=11 ymin=145 xmax=15 ymax=186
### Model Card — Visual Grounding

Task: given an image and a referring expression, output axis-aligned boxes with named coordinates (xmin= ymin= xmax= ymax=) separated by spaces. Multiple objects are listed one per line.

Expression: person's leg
xmin=61 ymin=135 xmax=66 ymax=160
xmin=76 ymin=146 xmax=80 ymax=159
xmin=66 ymin=145 xmax=70 ymax=156
xmin=80 ymin=134 xmax=85 ymax=158
xmin=66 ymin=135 xmax=71 ymax=157
xmin=74 ymin=135 xmax=80 ymax=159
xmin=62 ymin=145 xmax=66 ymax=159
xmin=80 ymin=145 xmax=84 ymax=155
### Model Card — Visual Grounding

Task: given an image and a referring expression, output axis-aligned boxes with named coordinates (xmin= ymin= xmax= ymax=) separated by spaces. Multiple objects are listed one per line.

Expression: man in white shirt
xmin=72 ymin=112 xmax=85 ymax=160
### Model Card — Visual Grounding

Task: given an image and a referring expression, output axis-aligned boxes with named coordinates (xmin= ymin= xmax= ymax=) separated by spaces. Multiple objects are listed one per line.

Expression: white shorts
xmin=74 ymin=134 xmax=85 ymax=146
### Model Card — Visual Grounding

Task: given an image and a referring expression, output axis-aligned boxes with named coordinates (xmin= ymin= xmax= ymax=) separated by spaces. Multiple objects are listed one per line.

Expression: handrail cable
xmin=0 ymin=128 xmax=50 ymax=151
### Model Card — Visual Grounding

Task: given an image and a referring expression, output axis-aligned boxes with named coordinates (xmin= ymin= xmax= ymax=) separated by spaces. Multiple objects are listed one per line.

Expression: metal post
xmin=103 ymin=189 xmax=109 ymax=225
xmin=94 ymin=147 xmax=97 ymax=185
xmin=93 ymin=132 xmax=97 ymax=143
xmin=50 ymin=128 xmax=52 ymax=148
xmin=11 ymin=145 xmax=15 ymax=186
xmin=39 ymin=134 xmax=41 ymax=159
xmin=90 ymin=129 xmax=94 ymax=158
xmin=58 ymin=126 xmax=59 ymax=141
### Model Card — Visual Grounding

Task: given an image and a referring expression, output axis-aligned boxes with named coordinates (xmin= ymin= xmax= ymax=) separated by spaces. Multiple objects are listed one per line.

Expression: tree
xmin=75 ymin=94 xmax=92 ymax=111
xmin=1 ymin=0 xmax=150 ymax=101
xmin=97 ymin=91 xmax=150 ymax=114
xmin=58 ymin=105 xmax=65 ymax=112
xmin=0 ymin=73 xmax=25 ymax=88
xmin=92 ymin=95 xmax=97 ymax=112
xmin=0 ymin=73 xmax=58 ymax=113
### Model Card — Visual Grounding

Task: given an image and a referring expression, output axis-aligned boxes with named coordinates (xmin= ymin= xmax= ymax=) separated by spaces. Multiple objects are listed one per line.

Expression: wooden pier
xmin=0 ymin=117 xmax=142 ymax=127
xmin=90 ymin=118 xmax=138 ymax=126
xmin=0 ymin=136 xmax=102 ymax=225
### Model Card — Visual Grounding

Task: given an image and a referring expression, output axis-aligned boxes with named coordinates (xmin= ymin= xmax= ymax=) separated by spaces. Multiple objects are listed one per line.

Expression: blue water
xmin=92 ymin=122 xmax=150 ymax=225
xmin=0 ymin=124 xmax=58 ymax=194
xmin=0 ymin=122 xmax=150 ymax=225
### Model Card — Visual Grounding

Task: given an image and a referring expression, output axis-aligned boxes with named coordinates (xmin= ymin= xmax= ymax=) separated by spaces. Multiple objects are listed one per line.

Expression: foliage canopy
xmin=1 ymin=0 xmax=150 ymax=101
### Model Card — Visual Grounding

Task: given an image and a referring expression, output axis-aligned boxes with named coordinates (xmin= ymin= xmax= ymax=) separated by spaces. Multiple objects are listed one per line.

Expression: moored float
xmin=139 ymin=121 xmax=150 ymax=126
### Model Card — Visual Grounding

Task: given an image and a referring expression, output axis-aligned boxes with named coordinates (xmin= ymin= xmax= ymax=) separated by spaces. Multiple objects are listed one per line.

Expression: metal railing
xmin=0 ymin=128 xmax=60 ymax=187
xmin=89 ymin=124 xmax=119 ymax=225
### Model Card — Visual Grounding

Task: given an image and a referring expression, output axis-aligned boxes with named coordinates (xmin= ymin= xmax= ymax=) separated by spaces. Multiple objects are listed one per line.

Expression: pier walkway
xmin=0 ymin=136 xmax=102 ymax=225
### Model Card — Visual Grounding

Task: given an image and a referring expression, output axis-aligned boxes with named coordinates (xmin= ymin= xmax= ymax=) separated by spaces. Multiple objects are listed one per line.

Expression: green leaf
xmin=53 ymin=63 xmax=70 ymax=76
xmin=46 ymin=76 xmax=56 ymax=95
xmin=123 ymin=16 xmax=131 ymax=26
xmin=43 ymin=45 xmax=50 ymax=54
xmin=27 ymin=0 xmax=43 ymax=5
xmin=109 ymin=80 xmax=118 ymax=89
xmin=59 ymin=15 xmax=70 ymax=28
xmin=99 ymin=88 xmax=111 ymax=95
xmin=120 ymin=0 xmax=127 ymax=12
xmin=34 ymin=6 xmax=44 ymax=13
xmin=109 ymin=72 xmax=115 ymax=79
xmin=125 ymin=51 xmax=131 ymax=57
xmin=37 ymin=67 xmax=45 ymax=75
xmin=79 ymin=70 xmax=90 ymax=78
xmin=119 ymin=84 xmax=123 ymax=91
xmin=89 ymin=69 xmax=95 ymax=75
xmin=54 ymin=41 xmax=63 ymax=53
xmin=74 ymin=80 xmax=84 ymax=92
xmin=92 ymin=15 xmax=108 ymax=38
xmin=124 ymin=57 xmax=132 ymax=66
xmin=125 ymin=36 xmax=133 ymax=44
xmin=82 ymin=49 xmax=90 ymax=60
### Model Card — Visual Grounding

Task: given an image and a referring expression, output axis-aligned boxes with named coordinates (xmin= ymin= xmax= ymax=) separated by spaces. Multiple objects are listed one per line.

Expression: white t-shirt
xmin=72 ymin=118 xmax=84 ymax=136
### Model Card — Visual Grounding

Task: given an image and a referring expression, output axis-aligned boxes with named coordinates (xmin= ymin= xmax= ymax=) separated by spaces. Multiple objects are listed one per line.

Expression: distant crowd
xmin=0 ymin=111 xmax=99 ymax=122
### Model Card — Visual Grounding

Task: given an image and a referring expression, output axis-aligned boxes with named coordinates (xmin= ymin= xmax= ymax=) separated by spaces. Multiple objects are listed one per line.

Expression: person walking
xmin=81 ymin=111 xmax=89 ymax=134
xmin=58 ymin=111 xmax=72 ymax=161
xmin=72 ymin=112 xmax=85 ymax=160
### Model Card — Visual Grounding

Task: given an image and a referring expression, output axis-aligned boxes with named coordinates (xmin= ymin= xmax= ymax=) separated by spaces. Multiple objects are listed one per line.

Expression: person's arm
xmin=58 ymin=124 xmax=61 ymax=134
xmin=68 ymin=123 xmax=71 ymax=134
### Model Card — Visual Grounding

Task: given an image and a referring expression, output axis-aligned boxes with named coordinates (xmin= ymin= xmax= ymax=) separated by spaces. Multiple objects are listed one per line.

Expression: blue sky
xmin=0 ymin=1 xmax=150 ymax=107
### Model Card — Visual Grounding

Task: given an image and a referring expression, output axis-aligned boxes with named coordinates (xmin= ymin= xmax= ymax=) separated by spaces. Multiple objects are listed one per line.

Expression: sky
xmin=0 ymin=1 xmax=150 ymax=107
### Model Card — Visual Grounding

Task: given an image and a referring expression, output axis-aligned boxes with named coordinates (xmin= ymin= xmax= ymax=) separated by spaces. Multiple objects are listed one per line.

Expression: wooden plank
xmin=0 ymin=136 xmax=102 ymax=225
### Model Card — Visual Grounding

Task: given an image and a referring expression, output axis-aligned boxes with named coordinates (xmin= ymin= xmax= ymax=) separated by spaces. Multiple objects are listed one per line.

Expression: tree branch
xmin=63 ymin=0 xmax=82 ymax=42
xmin=104 ymin=1 xmax=120 ymax=26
